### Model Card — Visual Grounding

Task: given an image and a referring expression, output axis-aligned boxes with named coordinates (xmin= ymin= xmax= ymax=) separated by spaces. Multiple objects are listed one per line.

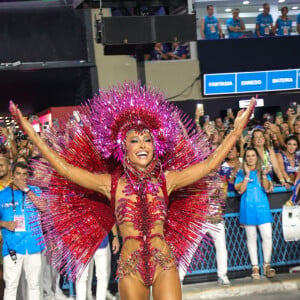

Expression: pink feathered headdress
xmin=89 ymin=82 xmax=181 ymax=162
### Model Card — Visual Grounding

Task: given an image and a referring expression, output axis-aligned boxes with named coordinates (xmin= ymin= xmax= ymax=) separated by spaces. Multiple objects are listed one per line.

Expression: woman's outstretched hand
xmin=9 ymin=101 xmax=112 ymax=197
xmin=234 ymin=98 xmax=256 ymax=136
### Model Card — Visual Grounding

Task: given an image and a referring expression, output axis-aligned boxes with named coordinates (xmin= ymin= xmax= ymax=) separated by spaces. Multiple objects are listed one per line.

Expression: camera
xmin=15 ymin=131 xmax=27 ymax=141
xmin=290 ymin=102 xmax=297 ymax=114
xmin=9 ymin=249 xmax=17 ymax=262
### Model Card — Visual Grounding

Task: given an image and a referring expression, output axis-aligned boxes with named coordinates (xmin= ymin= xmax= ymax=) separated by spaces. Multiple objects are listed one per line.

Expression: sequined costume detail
xmin=117 ymin=244 xmax=176 ymax=284
xmin=113 ymin=159 xmax=176 ymax=286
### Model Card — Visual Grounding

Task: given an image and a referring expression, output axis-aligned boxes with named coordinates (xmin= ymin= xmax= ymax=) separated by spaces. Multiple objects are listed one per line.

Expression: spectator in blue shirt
xmin=200 ymin=5 xmax=223 ymax=40
xmin=0 ymin=162 xmax=44 ymax=300
xmin=255 ymin=3 xmax=274 ymax=37
xmin=167 ymin=42 xmax=187 ymax=60
xmin=275 ymin=6 xmax=292 ymax=36
xmin=150 ymin=43 xmax=169 ymax=60
xmin=297 ymin=13 xmax=300 ymax=34
xmin=226 ymin=8 xmax=246 ymax=39
xmin=220 ymin=144 xmax=242 ymax=191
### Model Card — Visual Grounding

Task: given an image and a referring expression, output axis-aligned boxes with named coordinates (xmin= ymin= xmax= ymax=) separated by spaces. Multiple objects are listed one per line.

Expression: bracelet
xmin=279 ymin=179 xmax=285 ymax=184
xmin=244 ymin=177 xmax=250 ymax=181
xmin=112 ymin=235 xmax=118 ymax=239
xmin=263 ymin=175 xmax=267 ymax=179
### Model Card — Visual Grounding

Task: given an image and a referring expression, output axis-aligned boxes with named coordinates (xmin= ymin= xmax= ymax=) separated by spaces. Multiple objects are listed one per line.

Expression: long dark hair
xmin=251 ymin=128 xmax=271 ymax=150
xmin=284 ymin=135 xmax=299 ymax=153
xmin=243 ymin=147 xmax=264 ymax=184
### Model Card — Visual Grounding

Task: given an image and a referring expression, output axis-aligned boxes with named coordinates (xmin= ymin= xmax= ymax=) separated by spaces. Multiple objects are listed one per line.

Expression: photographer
xmin=0 ymin=162 xmax=44 ymax=300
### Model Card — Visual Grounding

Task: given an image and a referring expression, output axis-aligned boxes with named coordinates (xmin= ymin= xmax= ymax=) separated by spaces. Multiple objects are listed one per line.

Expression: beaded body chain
xmin=114 ymin=159 xmax=175 ymax=285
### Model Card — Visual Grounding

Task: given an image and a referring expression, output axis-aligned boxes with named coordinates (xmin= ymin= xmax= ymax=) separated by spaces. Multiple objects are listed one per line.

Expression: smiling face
xmin=286 ymin=139 xmax=298 ymax=154
xmin=125 ymin=130 xmax=154 ymax=171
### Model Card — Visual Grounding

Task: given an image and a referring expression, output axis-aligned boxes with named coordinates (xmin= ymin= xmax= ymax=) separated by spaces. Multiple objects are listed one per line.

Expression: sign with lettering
xmin=203 ymin=68 xmax=300 ymax=96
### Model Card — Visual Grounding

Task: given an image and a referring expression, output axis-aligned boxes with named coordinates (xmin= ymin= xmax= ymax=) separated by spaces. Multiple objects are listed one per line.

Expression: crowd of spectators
xmin=147 ymin=41 xmax=188 ymax=61
xmin=201 ymin=3 xmax=300 ymax=40
xmin=195 ymin=104 xmax=300 ymax=189
xmin=0 ymin=118 xmax=118 ymax=300
xmin=195 ymin=102 xmax=300 ymax=281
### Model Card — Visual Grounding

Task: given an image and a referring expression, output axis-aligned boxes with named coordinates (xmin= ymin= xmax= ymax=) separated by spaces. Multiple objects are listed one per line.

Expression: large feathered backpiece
xmin=27 ymin=82 xmax=225 ymax=280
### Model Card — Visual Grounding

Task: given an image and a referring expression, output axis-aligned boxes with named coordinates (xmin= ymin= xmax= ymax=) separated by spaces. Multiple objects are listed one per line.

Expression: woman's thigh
xmin=152 ymin=267 xmax=182 ymax=300
xmin=119 ymin=274 xmax=150 ymax=300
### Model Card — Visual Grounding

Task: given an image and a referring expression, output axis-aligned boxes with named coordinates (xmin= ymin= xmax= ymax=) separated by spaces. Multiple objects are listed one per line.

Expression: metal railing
xmin=190 ymin=208 xmax=300 ymax=276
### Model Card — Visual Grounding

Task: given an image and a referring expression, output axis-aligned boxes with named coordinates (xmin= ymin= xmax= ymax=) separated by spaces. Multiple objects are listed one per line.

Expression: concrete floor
xmin=181 ymin=273 xmax=300 ymax=300
xmin=218 ymin=290 xmax=300 ymax=300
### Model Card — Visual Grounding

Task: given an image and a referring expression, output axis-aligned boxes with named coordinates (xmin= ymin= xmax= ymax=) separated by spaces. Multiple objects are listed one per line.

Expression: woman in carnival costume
xmin=10 ymin=82 xmax=255 ymax=300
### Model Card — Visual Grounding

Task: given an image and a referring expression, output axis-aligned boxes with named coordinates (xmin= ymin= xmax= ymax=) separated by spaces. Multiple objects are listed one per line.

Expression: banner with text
xmin=203 ymin=69 xmax=299 ymax=96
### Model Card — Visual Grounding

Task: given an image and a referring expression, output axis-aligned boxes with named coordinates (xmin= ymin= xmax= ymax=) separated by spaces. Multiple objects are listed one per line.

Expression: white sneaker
xmin=55 ymin=294 xmax=69 ymax=300
xmin=106 ymin=290 xmax=116 ymax=300
xmin=217 ymin=275 xmax=231 ymax=286
xmin=43 ymin=296 xmax=55 ymax=300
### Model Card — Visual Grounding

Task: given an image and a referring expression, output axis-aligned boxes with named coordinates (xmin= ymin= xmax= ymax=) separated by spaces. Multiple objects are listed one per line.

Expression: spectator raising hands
xmin=235 ymin=147 xmax=275 ymax=280
xmin=251 ymin=129 xmax=286 ymax=186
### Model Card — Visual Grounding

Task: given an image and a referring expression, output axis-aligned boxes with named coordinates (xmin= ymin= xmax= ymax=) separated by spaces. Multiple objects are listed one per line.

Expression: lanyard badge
xmin=11 ymin=188 xmax=26 ymax=232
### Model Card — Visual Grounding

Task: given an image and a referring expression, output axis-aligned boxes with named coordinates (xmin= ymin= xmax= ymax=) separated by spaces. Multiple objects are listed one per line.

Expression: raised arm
xmin=166 ymin=99 xmax=256 ymax=192
xmin=268 ymin=147 xmax=285 ymax=185
xmin=265 ymin=121 xmax=285 ymax=149
xmin=276 ymin=152 xmax=290 ymax=183
xmin=10 ymin=102 xmax=111 ymax=197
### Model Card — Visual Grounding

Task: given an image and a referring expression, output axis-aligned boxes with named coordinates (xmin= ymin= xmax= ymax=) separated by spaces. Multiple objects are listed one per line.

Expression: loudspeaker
xmin=101 ymin=15 xmax=196 ymax=45
xmin=154 ymin=15 xmax=196 ymax=43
